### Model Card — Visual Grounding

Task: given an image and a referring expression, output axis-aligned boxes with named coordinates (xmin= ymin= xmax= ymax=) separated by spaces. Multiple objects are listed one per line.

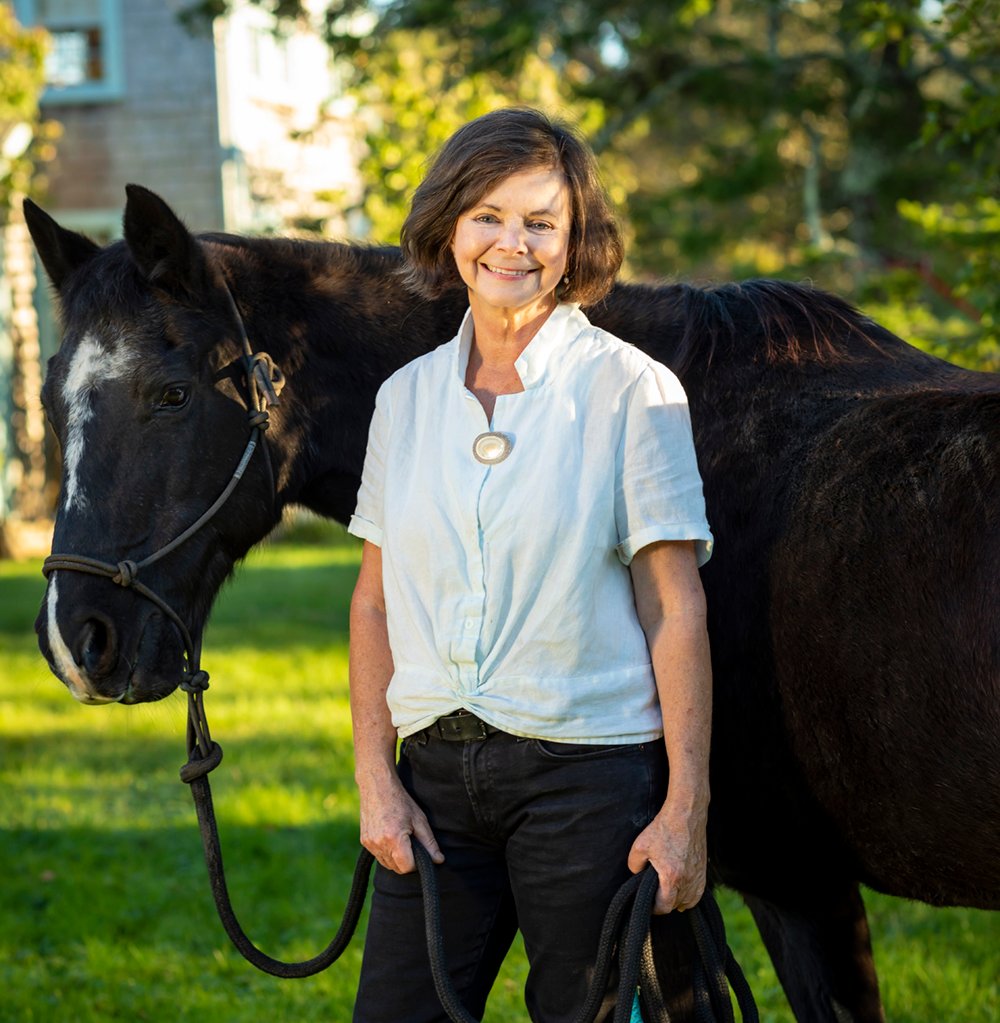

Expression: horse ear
xmin=22 ymin=198 xmax=101 ymax=291
xmin=123 ymin=184 xmax=209 ymax=300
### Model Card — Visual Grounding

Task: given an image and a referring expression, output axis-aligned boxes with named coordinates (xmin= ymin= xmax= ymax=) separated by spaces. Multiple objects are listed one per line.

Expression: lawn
xmin=1 ymin=523 xmax=996 ymax=1022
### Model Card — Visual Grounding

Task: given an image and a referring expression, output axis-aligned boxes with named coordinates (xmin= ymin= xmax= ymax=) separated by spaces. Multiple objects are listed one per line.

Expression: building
xmin=14 ymin=0 xmax=359 ymax=237
xmin=1 ymin=0 xmax=360 ymax=545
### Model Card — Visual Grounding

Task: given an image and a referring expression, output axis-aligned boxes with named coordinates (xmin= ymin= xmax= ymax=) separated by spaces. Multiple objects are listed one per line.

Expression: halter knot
xmin=181 ymin=669 xmax=211 ymax=693
xmin=247 ymin=409 xmax=270 ymax=430
xmin=245 ymin=351 xmax=285 ymax=407
xmin=179 ymin=740 xmax=223 ymax=783
xmin=113 ymin=560 xmax=138 ymax=587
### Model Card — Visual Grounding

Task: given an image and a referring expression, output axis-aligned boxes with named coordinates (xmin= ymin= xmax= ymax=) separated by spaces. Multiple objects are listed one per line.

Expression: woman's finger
xmin=411 ymin=815 xmax=445 ymax=865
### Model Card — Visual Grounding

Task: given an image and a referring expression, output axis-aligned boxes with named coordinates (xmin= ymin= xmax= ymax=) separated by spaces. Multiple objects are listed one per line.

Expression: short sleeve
xmin=614 ymin=362 xmax=713 ymax=567
xmin=347 ymin=378 xmax=392 ymax=547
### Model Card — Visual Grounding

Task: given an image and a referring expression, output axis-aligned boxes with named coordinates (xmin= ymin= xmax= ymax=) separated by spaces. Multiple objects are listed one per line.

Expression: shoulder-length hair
xmin=399 ymin=108 xmax=624 ymax=306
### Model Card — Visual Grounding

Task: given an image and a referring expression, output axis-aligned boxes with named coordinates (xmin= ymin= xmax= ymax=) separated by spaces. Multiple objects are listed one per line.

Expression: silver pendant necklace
xmin=472 ymin=432 xmax=512 ymax=465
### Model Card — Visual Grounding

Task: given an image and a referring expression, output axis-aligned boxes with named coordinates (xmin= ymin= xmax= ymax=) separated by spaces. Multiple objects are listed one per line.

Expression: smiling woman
xmin=450 ymin=166 xmax=572 ymax=322
xmin=348 ymin=107 xmax=715 ymax=1023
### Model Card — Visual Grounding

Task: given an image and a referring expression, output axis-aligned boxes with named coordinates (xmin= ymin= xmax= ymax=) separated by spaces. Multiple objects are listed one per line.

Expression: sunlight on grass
xmin=2 ymin=528 xmax=997 ymax=1021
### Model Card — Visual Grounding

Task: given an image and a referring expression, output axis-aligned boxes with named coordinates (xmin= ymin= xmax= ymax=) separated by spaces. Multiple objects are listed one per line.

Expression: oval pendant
xmin=472 ymin=431 xmax=512 ymax=465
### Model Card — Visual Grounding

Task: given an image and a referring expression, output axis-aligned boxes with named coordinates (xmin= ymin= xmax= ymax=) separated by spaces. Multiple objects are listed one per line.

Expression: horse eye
xmin=158 ymin=385 xmax=190 ymax=410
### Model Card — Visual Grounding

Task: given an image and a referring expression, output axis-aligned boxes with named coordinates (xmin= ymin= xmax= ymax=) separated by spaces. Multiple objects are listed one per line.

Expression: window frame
xmin=14 ymin=0 xmax=124 ymax=103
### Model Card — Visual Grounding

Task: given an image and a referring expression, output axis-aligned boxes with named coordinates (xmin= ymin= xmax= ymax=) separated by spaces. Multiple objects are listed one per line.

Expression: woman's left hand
xmin=627 ymin=806 xmax=708 ymax=914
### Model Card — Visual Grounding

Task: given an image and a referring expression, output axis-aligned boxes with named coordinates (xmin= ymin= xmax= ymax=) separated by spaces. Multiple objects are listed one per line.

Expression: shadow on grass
xmin=1 ymin=818 xmax=370 ymax=1021
xmin=2 ymin=816 xmax=369 ymax=949
xmin=0 ymin=571 xmax=47 ymax=636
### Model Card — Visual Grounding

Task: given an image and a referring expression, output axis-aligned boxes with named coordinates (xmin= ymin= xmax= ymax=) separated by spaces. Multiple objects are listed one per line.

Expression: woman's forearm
xmin=628 ymin=540 xmax=712 ymax=911
xmin=647 ymin=608 xmax=712 ymax=822
xmin=349 ymin=542 xmax=397 ymax=791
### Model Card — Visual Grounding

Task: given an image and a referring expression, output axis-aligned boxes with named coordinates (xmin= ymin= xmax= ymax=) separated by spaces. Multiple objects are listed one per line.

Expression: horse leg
xmin=645 ymin=910 xmax=698 ymax=1020
xmin=744 ymin=882 xmax=883 ymax=1023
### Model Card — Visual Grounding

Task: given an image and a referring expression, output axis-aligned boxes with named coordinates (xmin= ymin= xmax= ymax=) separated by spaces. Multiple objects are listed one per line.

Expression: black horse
xmin=24 ymin=185 xmax=999 ymax=1022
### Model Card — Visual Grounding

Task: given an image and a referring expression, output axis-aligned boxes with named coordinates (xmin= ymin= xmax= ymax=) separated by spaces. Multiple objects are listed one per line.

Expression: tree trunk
xmin=0 ymin=193 xmax=53 ymax=559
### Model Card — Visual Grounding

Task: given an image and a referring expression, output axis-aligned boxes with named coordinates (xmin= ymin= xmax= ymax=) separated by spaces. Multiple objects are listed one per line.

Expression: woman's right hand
xmin=358 ymin=773 xmax=445 ymax=874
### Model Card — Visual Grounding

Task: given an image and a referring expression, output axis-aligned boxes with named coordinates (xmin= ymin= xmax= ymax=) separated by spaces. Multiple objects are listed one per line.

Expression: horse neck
xmin=214 ymin=238 xmax=466 ymax=524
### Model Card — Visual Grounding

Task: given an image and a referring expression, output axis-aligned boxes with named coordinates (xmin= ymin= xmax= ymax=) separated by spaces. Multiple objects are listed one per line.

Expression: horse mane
xmin=198 ymin=235 xmax=883 ymax=371
xmin=668 ymin=278 xmax=889 ymax=376
xmin=199 ymin=232 xmax=404 ymax=281
xmin=73 ymin=230 xmax=893 ymax=379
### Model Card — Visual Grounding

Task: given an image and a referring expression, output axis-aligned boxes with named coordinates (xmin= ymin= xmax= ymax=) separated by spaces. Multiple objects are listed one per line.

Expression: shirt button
xmin=465 ymin=620 xmax=474 ymax=630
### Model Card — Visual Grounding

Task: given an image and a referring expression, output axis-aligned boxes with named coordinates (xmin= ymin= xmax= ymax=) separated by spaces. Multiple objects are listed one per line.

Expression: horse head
xmin=26 ymin=185 xmax=284 ymax=704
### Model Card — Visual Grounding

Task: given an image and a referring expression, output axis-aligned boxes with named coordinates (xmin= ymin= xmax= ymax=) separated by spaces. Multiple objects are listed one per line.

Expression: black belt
xmin=421 ymin=709 xmax=502 ymax=742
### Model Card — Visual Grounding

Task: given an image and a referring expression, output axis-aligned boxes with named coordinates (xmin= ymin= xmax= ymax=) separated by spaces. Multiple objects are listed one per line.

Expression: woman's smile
xmin=483 ymin=264 xmax=537 ymax=278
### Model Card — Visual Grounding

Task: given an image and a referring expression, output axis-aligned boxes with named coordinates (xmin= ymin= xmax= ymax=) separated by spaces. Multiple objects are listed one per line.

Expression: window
xmin=14 ymin=0 xmax=123 ymax=102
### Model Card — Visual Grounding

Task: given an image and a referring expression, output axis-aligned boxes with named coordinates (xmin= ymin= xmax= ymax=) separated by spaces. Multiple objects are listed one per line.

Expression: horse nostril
xmin=74 ymin=617 xmax=119 ymax=678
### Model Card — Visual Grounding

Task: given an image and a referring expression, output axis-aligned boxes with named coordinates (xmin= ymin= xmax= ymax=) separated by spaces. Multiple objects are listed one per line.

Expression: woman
xmin=348 ymin=107 xmax=714 ymax=1023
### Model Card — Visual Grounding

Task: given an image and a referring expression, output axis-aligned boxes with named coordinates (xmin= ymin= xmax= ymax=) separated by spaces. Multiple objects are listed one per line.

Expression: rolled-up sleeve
xmin=614 ymin=362 xmax=713 ymax=567
xmin=347 ymin=378 xmax=391 ymax=547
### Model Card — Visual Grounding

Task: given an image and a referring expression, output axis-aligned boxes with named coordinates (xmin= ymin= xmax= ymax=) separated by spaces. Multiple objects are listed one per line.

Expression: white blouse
xmin=348 ymin=302 xmax=713 ymax=743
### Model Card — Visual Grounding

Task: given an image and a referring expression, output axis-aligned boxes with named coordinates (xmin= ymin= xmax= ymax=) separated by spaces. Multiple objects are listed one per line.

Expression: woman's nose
xmin=496 ymin=221 xmax=527 ymax=252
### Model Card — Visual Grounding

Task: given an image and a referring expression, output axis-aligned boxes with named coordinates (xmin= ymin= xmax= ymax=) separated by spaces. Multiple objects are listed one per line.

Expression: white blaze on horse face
xmin=45 ymin=576 xmax=117 ymax=704
xmin=60 ymin=331 xmax=134 ymax=512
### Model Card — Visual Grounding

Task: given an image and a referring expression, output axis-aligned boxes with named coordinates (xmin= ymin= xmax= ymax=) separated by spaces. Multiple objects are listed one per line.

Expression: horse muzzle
xmin=36 ymin=573 xmax=187 ymax=703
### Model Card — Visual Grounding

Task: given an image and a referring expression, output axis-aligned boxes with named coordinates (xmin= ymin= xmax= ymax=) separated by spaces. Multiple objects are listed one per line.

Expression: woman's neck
xmin=464 ymin=303 xmax=555 ymax=421
xmin=467 ymin=294 xmax=557 ymax=367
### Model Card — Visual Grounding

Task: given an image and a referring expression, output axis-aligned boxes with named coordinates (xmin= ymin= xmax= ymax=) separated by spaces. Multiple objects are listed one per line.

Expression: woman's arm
xmin=627 ymin=539 xmax=712 ymax=913
xmin=349 ymin=541 xmax=443 ymax=873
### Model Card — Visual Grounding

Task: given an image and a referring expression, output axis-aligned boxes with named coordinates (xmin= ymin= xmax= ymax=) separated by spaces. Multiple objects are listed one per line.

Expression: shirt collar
xmin=453 ymin=302 xmax=586 ymax=391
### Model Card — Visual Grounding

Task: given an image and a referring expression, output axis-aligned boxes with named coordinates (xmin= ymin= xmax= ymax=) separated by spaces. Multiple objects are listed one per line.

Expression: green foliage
xmin=888 ymin=0 xmax=1000 ymax=362
xmin=347 ymin=0 xmax=1000 ymax=368
xmin=2 ymin=544 xmax=999 ymax=1019
xmin=332 ymin=29 xmax=633 ymax=248
xmin=177 ymin=0 xmax=1000 ymax=368
xmin=0 ymin=3 xmax=56 ymax=216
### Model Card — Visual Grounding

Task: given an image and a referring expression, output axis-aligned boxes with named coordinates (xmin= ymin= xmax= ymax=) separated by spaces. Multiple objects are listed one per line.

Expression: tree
xmin=184 ymin=0 xmax=1000 ymax=368
xmin=0 ymin=3 xmax=58 ymax=550
xmin=889 ymin=0 xmax=1000 ymax=368
xmin=327 ymin=28 xmax=636 ymax=249
xmin=0 ymin=3 xmax=52 ymax=214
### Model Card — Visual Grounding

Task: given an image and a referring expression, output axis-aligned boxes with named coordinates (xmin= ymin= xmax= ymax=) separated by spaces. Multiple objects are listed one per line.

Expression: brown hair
xmin=399 ymin=108 xmax=624 ymax=305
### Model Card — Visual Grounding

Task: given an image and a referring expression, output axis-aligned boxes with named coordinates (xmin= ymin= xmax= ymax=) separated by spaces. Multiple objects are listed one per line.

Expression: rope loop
xmin=113 ymin=560 xmax=138 ymax=587
xmin=180 ymin=740 xmax=224 ymax=783
xmin=247 ymin=409 xmax=270 ymax=430
xmin=245 ymin=350 xmax=285 ymax=408
xmin=180 ymin=669 xmax=211 ymax=693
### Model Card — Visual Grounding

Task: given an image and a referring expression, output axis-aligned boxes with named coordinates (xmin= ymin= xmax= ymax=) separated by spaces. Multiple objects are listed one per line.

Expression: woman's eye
xmin=158 ymin=385 xmax=189 ymax=410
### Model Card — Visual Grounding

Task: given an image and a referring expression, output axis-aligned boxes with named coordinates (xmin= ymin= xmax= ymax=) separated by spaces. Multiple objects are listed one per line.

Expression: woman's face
xmin=450 ymin=166 xmax=571 ymax=322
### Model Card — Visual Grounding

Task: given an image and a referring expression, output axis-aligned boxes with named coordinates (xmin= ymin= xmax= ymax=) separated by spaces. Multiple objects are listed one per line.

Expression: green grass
xmin=1 ymin=525 xmax=996 ymax=1022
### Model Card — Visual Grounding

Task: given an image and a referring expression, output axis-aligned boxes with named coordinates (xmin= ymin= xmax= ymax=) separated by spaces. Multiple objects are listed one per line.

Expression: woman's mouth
xmin=483 ymin=264 xmax=535 ymax=278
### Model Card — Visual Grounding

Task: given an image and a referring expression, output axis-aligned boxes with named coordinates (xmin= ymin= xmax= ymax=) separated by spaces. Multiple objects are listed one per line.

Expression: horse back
xmin=593 ymin=280 xmax=1000 ymax=910
xmin=771 ymin=388 xmax=1000 ymax=907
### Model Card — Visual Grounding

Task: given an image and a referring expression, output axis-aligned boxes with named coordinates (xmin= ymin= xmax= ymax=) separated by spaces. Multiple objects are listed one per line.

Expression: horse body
xmin=24 ymin=186 xmax=1000 ymax=1022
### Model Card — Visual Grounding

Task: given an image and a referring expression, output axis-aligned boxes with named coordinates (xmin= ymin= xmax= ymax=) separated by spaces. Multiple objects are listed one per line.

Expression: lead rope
xmin=181 ymin=750 xmax=758 ymax=1021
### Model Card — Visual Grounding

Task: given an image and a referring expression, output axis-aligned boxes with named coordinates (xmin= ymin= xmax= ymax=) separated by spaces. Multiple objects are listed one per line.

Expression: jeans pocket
xmin=532 ymin=738 xmax=643 ymax=760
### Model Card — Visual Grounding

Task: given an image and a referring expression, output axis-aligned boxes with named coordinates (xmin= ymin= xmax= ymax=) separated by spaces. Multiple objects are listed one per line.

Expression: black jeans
xmin=353 ymin=727 xmax=667 ymax=1023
